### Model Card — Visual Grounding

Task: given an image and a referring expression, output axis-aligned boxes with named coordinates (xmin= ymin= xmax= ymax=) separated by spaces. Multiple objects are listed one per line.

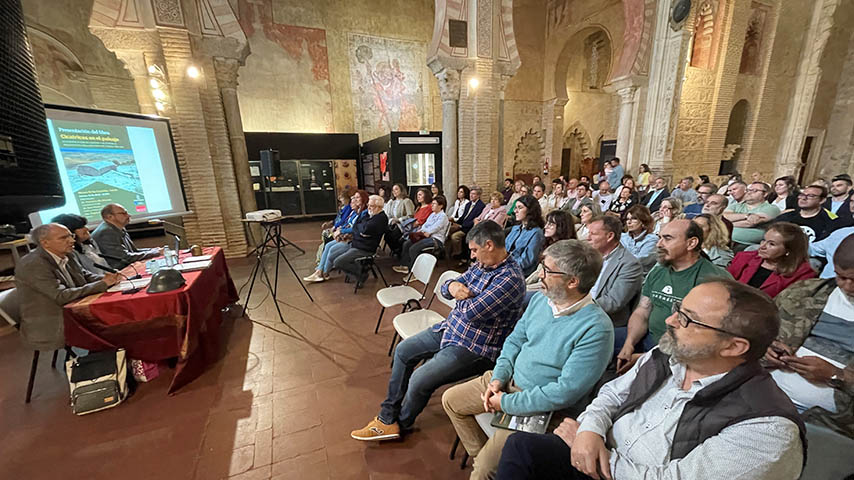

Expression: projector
xmin=245 ymin=209 xmax=282 ymax=221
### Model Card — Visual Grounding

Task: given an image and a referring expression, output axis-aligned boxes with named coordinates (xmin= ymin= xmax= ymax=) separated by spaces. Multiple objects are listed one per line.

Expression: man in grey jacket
xmin=92 ymin=203 xmax=162 ymax=269
xmin=14 ymin=224 xmax=119 ymax=350
xmin=586 ymin=216 xmax=644 ymax=327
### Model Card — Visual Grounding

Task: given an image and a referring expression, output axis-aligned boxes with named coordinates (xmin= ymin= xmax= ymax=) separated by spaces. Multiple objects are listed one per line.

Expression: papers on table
xmin=183 ymin=255 xmax=212 ymax=263
xmin=107 ymin=277 xmax=152 ymax=293
xmin=173 ymin=259 xmax=212 ymax=272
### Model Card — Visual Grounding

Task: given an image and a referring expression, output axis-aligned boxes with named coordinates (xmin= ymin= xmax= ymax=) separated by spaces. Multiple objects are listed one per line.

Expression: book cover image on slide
xmin=52 ymin=120 xmax=148 ymax=219
xmin=490 ymin=411 xmax=553 ymax=434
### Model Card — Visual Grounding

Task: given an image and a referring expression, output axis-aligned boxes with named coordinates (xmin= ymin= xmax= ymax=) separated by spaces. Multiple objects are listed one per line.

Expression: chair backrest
xmin=0 ymin=288 xmax=20 ymax=326
xmin=430 ymin=270 xmax=461 ymax=310
xmin=410 ymin=253 xmax=437 ymax=286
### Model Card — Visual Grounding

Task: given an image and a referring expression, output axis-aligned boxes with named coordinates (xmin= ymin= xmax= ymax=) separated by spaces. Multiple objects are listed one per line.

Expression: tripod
xmin=241 ymin=217 xmax=313 ymax=325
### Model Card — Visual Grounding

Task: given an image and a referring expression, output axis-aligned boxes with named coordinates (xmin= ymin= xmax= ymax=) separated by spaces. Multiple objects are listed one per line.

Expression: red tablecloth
xmin=64 ymin=247 xmax=238 ymax=394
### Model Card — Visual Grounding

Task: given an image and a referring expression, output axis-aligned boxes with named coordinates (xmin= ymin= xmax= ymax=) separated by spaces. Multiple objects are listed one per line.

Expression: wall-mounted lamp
xmin=186 ymin=65 xmax=201 ymax=79
xmin=468 ymin=78 xmax=480 ymax=89
xmin=147 ymin=64 xmax=171 ymax=112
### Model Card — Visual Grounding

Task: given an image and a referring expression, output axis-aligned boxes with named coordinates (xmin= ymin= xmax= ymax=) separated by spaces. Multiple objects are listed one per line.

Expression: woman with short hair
xmin=393 ymin=195 xmax=450 ymax=275
xmin=574 ymin=203 xmax=602 ymax=241
xmin=620 ymin=205 xmax=659 ymax=273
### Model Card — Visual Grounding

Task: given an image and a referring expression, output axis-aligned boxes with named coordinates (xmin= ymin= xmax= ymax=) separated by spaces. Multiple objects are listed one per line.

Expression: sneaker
xmin=302 ymin=271 xmax=319 ymax=282
xmin=351 ymin=417 xmax=400 ymax=441
xmin=402 ymin=273 xmax=414 ymax=283
xmin=392 ymin=266 xmax=409 ymax=274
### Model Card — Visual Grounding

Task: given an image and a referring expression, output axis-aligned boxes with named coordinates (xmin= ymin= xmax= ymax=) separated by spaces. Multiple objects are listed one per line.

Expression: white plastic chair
xmin=388 ymin=270 xmax=460 ymax=356
xmin=374 ymin=253 xmax=437 ymax=334
xmin=0 ymin=288 xmax=19 ymax=326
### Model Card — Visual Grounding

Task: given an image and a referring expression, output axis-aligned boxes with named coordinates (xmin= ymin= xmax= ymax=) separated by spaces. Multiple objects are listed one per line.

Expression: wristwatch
xmin=828 ymin=371 xmax=845 ymax=389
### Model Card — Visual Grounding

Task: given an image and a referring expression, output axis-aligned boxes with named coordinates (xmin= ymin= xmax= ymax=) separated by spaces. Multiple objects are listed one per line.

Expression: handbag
xmin=408 ymin=231 xmax=428 ymax=243
xmin=65 ymin=349 xmax=129 ymax=415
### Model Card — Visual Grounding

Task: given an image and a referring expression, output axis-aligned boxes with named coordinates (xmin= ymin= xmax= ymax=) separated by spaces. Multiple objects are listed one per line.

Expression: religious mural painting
xmin=690 ymin=0 xmax=724 ymax=70
xmin=740 ymin=2 xmax=768 ymax=75
xmin=348 ymin=33 xmax=427 ymax=142
xmin=237 ymin=0 xmax=333 ymax=132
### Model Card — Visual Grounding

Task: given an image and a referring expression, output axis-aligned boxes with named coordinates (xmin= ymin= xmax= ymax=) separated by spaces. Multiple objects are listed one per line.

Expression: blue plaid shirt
xmin=434 ymin=255 xmax=526 ymax=361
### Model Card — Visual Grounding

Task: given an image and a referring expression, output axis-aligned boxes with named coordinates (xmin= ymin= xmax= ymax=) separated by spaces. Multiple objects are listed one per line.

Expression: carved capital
xmin=436 ymin=68 xmax=461 ymax=102
xmin=617 ymin=86 xmax=639 ymax=104
xmin=214 ymin=57 xmax=240 ymax=90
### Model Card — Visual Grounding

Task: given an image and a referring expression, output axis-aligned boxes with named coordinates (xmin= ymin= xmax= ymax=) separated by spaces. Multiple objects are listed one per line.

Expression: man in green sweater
xmin=442 ymin=239 xmax=614 ymax=480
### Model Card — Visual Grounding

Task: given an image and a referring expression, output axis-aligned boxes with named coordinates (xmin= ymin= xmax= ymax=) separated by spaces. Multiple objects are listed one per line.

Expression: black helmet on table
xmin=146 ymin=268 xmax=186 ymax=293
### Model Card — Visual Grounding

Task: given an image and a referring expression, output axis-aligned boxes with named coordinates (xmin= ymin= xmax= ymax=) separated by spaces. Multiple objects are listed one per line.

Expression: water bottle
xmin=163 ymin=245 xmax=174 ymax=266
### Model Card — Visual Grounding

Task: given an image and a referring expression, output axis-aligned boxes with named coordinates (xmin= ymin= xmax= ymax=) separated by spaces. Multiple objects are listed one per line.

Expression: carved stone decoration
xmin=722 ymin=144 xmax=742 ymax=161
xmin=513 ymin=129 xmax=546 ymax=176
xmin=213 ymin=56 xmax=239 ymax=90
xmin=477 ymin=0 xmax=493 ymax=58
xmin=436 ymin=68 xmax=461 ymax=102
xmin=546 ymin=0 xmax=570 ymax=35
xmin=151 ymin=0 xmax=185 ymax=27
xmin=739 ymin=3 xmax=767 ymax=75
xmin=690 ymin=0 xmax=718 ymax=69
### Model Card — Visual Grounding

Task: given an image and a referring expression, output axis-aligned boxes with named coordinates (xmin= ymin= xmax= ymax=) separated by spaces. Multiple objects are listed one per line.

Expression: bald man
xmin=91 ymin=203 xmax=162 ymax=269
xmin=15 ymin=224 xmax=119 ymax=350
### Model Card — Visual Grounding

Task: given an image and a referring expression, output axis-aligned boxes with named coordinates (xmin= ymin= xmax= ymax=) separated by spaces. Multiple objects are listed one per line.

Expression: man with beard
xmin=496 ymin=280 xmax=806 ymax=480
xmin=615 ymin=219 xmax=730 ymax=374
xmin=442 ymin=239 xmax=614 ymax=480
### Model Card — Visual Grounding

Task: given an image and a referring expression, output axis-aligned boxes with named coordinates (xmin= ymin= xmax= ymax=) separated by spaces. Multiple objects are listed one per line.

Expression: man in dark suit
xmin=586 ymin=216 xmax=644 ymax=327
xmin=92 ymin=203 xmax=162 ymax=269
xmin=641 ymin=176 xmax=668 ymax=213
xmin=14 ymin=224 xmax=119 ymax=351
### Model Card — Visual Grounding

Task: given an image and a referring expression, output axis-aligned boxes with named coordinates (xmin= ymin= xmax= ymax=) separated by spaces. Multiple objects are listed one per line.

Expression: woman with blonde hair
xmin=652 ymin=197 xmax=684 ymax=235
xmin=692 ymin=213 xmax=734 ymax=267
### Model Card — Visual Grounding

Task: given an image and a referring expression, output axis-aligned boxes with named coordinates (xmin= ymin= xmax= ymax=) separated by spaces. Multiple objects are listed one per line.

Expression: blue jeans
xmin=613 ymin=326 xmax=656 ymax=357
xmin=379 ymin=328 xmax=494 ymax=429
xmin=400 ymin=237 xmax=442 ymax=269
xmin=319 ymin=240 xmax=349 ymax=273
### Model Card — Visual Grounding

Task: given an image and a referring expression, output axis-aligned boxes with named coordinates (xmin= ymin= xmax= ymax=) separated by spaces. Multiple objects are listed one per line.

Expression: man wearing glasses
xmin=774 ymin=185 xmax=838 ymax=243
xmin=92 ymin=203 xmax=163 ymax=269
xmin=724 ymin=181 xmax=781 ymax=250
xmin=496 ymin=279 xmax=806 ymax=480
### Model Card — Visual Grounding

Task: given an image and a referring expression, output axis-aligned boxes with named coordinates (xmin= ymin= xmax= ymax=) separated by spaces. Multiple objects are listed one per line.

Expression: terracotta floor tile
xmin=271 ymin=425 xmax=325 ymax=463
xmin=254 ymin=428 xmax=273 ymax=468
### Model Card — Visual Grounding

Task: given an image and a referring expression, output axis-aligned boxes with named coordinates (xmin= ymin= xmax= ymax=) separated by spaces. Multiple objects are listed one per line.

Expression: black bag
xmin=65 ymin=349 xmax=128 ymax=415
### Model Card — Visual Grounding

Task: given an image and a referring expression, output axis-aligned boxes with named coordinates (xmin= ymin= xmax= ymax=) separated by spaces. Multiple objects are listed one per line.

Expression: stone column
xmin=114 ymin=50 xmax=157 ymax=114
xmin=214 ymin=57 xmax=257 ymax=219
xmin=612 ymin=81 xmax=641 ymax=171
xmin=542 ymin=97 xmax=568 ymax=179
xmin=436 ymin=68 xmax=461 ymax=198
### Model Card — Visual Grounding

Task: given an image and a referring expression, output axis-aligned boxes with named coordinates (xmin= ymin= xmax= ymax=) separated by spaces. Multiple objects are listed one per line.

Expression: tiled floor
xmin=0 ymin=221 xmax=471 ymax=479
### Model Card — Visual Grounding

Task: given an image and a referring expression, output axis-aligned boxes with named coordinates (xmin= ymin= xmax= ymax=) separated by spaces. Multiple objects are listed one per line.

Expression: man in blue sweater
xmin=442 ymin=239 xmax=614 ymax=480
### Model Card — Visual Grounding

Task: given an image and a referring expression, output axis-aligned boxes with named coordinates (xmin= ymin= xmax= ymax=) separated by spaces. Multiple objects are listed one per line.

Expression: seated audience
xmin=506 ymin=185 xmax=531 ymax=221
xmin=505 ymin=195 xmax=546 ymax=277
xmin=693 ymin=213 xmax=734 ymax=267
xmin=304 ymin=190 xmax=368 ymax=282
xmin=607 ymin=184 xmax=635 ymax=220
xmin=587 ymin=216 xmax=644 ymax=327
xmin=15 ymin=224 xmax=120 ymax=350
xmin=332 ymin=195 xmax=388 ymax=285
xmin=702 ymin=193 xmax=734 ymax=238
xmin=563 ymin=183 xmax=593 ymax=217
xmin=636 ymin=163 xmax=651 ymax=193
xmin=392 ymin=195 xmax=450 ymax=275
xmin=446 ymin=187 xmax=486 ymax=261
xmin=620 ymin=205 xmax=659 ymax=273
xmin=670 ymin=176 xmax=698 ymax=204
xmin=768 ymin=234 xmax=854 ymax=438
xmin=431 ymin=182 xmax=443 ymax=199
xmin=727 ymin=180 xmax=748 ymax=205
xmin=616 ymin=219 xmax=730 ymax=373
xmin=449 ymin=185 xmax=473 ymax=223
xmin=498 ymin=279 xmax=806 ymax=480
xmin=501 ymin=178 xmax=514 ymax=204
xmin=824 ymin=173 xmax=853 ymax=220
xmin=525 ymin=210 xmax=576 ymax=292
xmin=768 ymin=175 xmax=800 ymax=213
xmin=532 ymin=182 xmax=549 ymax=215
xmin=592 ymin=180 xmax=613 ymax=212
xmin=565 ymin=178 xmax=580 ymax=199
xmin=652 ymin=197 xmax=684 ymax=235
xmin=507 ymin=179 xmax=525 ymax=207
xmin=683 ymin=182 xmax=718 ymax=218
xmin=612 ymin=176 xmax=639 ymax=204
xmin=574 ymin=203 xmax=601 ymax=241
xmin=724 ymin=181 xmax=781 ymax=250
xmin=641 ymin=176 xmax=668 ymax=213
xmin=545 ymin=178 xmax=570 ymax=213
xmin=775 ymin=184 xmax=837 ymax=243
xmin=384 ymin=183 xmax=415 ymax=227
xmin=92 ymin=203 xmax=162 ymax=269
xmin=51 ymin=213 xmax=103 ymax=275
xmin=811 ymin=229 xmax=854 ymax=278
xmin=443 ymin=239 xmax=613 ymax=480
xmin=316 ymin=191 xmax=355 ymax=264
xmin=606 ymin=158 xmax=624 ymax=189
xmin=474 ymin=191 xmax=508 ymax=229
xmin=728 ymin=222 xmax=816 ymax=298
xmin=351 ymin=221 xmax=526 ymax=441
xmin=385 ymin=187 xmax=432 ymax=254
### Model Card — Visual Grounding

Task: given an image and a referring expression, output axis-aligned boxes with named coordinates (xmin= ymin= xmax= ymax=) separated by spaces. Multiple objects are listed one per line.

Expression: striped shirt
xmin=435 ymin=255 xmax=526 ymax=361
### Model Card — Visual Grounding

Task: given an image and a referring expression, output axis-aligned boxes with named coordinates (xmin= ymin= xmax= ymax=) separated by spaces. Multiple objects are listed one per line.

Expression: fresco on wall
xmin=348 ymin=33 xmax=427 ymax=142
xmin=237 ymin=0 xmax=333 ymax=132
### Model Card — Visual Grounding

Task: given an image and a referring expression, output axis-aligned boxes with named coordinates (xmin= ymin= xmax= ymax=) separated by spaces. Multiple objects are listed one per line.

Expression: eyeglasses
xmin=745 ymin=188 xmax=766 ymax=194
xmin=540 ymin=261 xmax=567 ymax=276
xmin=671 ymin=301 xmax=745 ymax=338
xmin=797 ymin=193 xmax=821 ymax=199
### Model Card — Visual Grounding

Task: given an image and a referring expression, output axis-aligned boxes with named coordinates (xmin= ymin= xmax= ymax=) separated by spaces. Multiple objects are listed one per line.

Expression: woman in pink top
xmin=474 ymin=191 xmax=508 ymax=228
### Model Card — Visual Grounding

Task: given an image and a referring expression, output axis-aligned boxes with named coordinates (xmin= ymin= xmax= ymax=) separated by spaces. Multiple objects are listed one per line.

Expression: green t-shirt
xmin=641 ymin=257 xmax=731 ymax=342
xmin=726 ymin=201 xmax=781 ymax=245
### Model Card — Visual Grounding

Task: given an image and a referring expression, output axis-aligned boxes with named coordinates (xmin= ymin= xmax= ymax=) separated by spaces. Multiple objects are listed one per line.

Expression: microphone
xmin=149 ymin=219 xmax=184 ymax=251
xmin=92 ymin=262 xmax=117 ymax=273
xmin=93 ymin=263 xmax=139 ymax=294
xmin=97 ymin=253 xmax=142 ymax=280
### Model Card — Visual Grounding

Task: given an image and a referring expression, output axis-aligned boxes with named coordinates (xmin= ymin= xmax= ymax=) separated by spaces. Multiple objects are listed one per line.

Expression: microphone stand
xmin=149 ymin=219 xmax=185 ymax=251
xmin=97 ymin=253 xmax=143 ymax=280
xmin=92 ymin=263 xmax=140 ymax=294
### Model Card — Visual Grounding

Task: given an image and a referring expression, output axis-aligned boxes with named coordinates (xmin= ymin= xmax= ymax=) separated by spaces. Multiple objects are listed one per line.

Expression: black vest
xmin=613 ymin=349 xmax=807 ymax=463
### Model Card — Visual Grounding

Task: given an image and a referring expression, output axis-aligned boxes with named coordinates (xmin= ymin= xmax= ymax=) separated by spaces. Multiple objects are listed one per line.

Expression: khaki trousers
xmin=442 ymin=371 xmax=522 ymax=480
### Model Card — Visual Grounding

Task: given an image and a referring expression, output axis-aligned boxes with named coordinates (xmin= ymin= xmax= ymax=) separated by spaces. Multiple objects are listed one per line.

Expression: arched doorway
xmin=562 ymin=123 xmax=592 ymax=180
xmin=720 ymin=99 xmax=748 ymax=175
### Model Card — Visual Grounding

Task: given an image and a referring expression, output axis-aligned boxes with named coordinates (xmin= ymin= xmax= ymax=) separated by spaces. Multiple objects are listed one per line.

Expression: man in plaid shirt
xmin=352 ymin=221 xmax=526 ymax=441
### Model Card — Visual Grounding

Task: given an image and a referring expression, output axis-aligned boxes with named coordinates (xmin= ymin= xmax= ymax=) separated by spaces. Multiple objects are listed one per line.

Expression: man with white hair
xmin=332 ymin=195 xmax=388 ymax=285
xmin=14 ymin=223 xmax=120 ymax=350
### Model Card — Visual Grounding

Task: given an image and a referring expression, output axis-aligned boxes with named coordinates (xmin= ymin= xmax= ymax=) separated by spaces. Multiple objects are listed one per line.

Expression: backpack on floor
xmin=65 ymin=349 xmax=128 ymax=415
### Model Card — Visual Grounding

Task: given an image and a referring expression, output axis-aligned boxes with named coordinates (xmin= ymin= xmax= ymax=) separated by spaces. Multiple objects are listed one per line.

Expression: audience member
xmin=506 ymin=184 xmax=531 ymax=220
xmin=671 ymin=176 xmax=698 ymax=204
xmin=637 ymin=163 xmax=651 ymax=193
xmin=641 ymin=176 xmax=669 ymax=213
xmin=431 ymin=182 xmax=443 ymax=199
xmin=448 ymin=185 xmax=473 ymax=223
xmin=728 ymin=222 xmax=816 ymax=298
xmin=332 ymin=195 xmax=388 ymax=285
xmin=574 ymin=203 xmax=601 ymax=241
xmin=693 ymin=213 xmax=734 ymax=267
xmin=607 ymin=184 xmax=635 ymax=220
xmin=588 ymin=216 xmax=644 ymax=327
xmin=474 ymin=191 xmax=508 ymax=229
xmin=317 ymin=191 xmax=357 ymax=264
xmin=443 ymin=239 xmax=612 ymax=480
xmin=810 ymin=229 xmax=854 ymax=278
xmin=446 ymin=187 xmax=486 ymax=261
xmin=652 ymin=197 xmax=684 ymax=235
xmin=51 ymin=213 xmax=102 ymax=275
xmin=507 ymin=179 xmax=525 ymax=207
xmin=592 ymin=180 xmax=613 ymax=212
xmin=15 ymin=224 xmax=119 ymax=350
xmin=724 ymin=181 xmax=781 ymax=250
xmin=305 ymin=190 xmax=368 ymax=282
xmin=498 ymin=279 xmax=805 ymax=480
xmin=768 ymin=175 xmax=800 ymax=212
xmin=92 ymin=203 xmax=162 ymax=269
xmin=351 ymin=221 xmax=525 ymax=441
xmin=775 ymin=184 xmax=837 ymax=243
xmin=377 ymin=184 xmax=389 ymax=202
xmin=505 ymin=195 xmax=546 ymax=277
xmin=702 ymin=193 xmax=734 ymax=237
xmin=769 ymin=234 xmax=854 ymax=438
xmin=565 ymin=178 xmax=580 ymax=199
xmin=616 ymin=219 xmax=729 ymax=373
xmin=684 ymin=182 xmax=718 ymax=218
xmin=621 ymin=205 xmax=659 ymax=273
xmin=606 ymin=158 xmax=625 ymax=190
xmin=532 ymin=182 xmax=549 ymax=215
xmin=613 ymin=176 xmax=639 ymax=203
xmin=501 ymin=178 xmax=514 ymax=204
xmin=532 ymin=175 xmax=542 ymax=186
xmin=545 ymin=178 xmax=569 ymax=213
xmin=525 ymin=211 xmax=576 ymax=294
xmin=384 ymin=183 xmax=415 ymax=227
xmin=564 ymin=183 xmax=593 ymax=217
xmin=393 ymin=195 xmax=450 ymax=275
xmin=728 ymin=180 xmax=748 ymax=205
xmin=385 ymin=187 xmax=432 ymax=254
xmin=824 ymin=174 xmax=853 ymax=219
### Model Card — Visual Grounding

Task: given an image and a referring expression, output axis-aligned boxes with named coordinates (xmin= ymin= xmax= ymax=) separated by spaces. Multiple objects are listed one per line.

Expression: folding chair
xmin=387 ymin=270 xmax=460 ymax=356
xmin=373 ymin=253 xmax=436 ymax=334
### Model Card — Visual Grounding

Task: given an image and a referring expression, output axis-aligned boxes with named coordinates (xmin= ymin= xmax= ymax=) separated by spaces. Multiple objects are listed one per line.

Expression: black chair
xmin=350 ymin=253 xmax=388 ymax=293
xmin=26 ymin=346 xmax=75 ymax=403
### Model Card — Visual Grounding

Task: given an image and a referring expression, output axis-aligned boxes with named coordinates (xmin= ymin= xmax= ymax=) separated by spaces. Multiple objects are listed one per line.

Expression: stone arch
xmin=560 ymin=122 xmax=592 ymax=179
xmin=25 ymin=27 xmax=94 ymax=107
xmin=720 ymin=99 xmax=749 ymax=174
xmin=564 ymin=122 xmax=592 ymax=156
xmin=512 ymin=129 xmax=546 ymax=177
xmin=552 ymin=25 xmax=615 ymax=102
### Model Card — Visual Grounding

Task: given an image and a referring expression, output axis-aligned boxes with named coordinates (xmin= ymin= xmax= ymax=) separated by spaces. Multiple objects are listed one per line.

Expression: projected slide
xmin=34 ymin=105 xmax=187 ymax=226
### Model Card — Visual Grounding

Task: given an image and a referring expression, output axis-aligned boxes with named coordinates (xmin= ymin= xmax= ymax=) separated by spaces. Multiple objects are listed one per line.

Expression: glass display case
xmin=405 ymin=153 xmax=436 ymax=186
xmin=300 ymin=161 xmax=336 ymax=215
xmin=249 ymin=160 xmax=338 ymax=217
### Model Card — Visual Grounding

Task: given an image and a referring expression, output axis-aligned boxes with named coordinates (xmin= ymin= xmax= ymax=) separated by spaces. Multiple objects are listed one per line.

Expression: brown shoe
xmin=350 ymin=417 xmax=400 ymax=441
